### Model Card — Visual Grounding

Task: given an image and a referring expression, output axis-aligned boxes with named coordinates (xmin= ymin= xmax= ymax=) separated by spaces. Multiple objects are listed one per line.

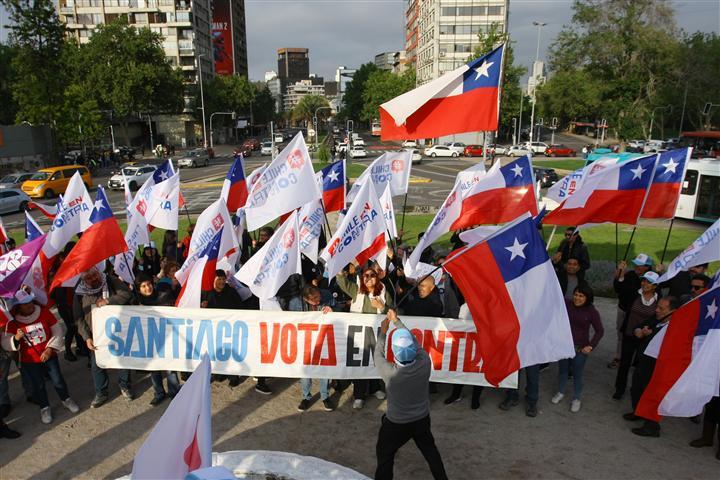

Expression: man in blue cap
xmin=373 ymin=308 xmax=447 ymax=480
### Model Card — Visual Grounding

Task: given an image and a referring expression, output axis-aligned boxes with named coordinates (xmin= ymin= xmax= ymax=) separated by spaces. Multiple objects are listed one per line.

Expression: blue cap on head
xmin=391 ymin=328 xmax=417 ymax=364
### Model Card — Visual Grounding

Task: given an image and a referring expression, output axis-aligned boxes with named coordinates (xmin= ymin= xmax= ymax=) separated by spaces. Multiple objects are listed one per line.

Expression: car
xmin=524 ymin=141 xmax=550 ymax=154
xmin=532 ymin=167 xmax=560 ymax=188
xmin=261 ymin=142 xmax=275 ymax=156
xmin=506 ymin=145 xmax=532 ymax=157
xmin=544 ymin=144 xmax=576 ymax=157
xmin=107 ymin=164 xmax=157 ymax=191
xmin=487 ymin=144 xmax=509 ymax=156
xmin=627 ymin=139 xmax=646 ymax=153
xmin=644 ymin=139 xmax=666 ymax=153
xmin=349 ymin=145 xmax=367 ymax=158
xmin=444 ymin=142 xmax=466 ymax=154
xmin=242 ymin=138 xmax=260 ymax=151
xmin=464 ymin=145 xmax=484 ymax=157
xmin=113 ymin=146 xmax=136 ymax=160
xmin=402 ymin=140 xmax=418 ymax=149
xmin=353 ymin=137 xmax=365 ymax=147
xmin=177 ymin=149 xmax=209 ymax=168
xmin=0 ymin=172 xmax=34 ymax=189
xmin=274 ymin=133 xmax=284 ymax=144
xmin=22 ymin=165 xmax=92 ymax=199
xmin=424 ymin=145 xmax=458 ymax=157
xmin=404 ymin=148 xmax=422 ymax=164
xmin=0 ymin=189 xmax=31 ymax=215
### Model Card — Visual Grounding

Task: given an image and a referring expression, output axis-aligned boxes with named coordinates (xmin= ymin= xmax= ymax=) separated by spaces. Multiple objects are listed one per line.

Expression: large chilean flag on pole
xmin=380 ymin=44 xmax=504 ymax=140
xmin=639 ymin=148 xmax=691 ymax=219
xmin=221 ymin=154 xmax=249 ymax=211
xmin=543 ymin=154 xmax=658 ymax=227
xmin=319 ymin=160 xmax=346 ymax=213
xmin=451 ymin=156 xmax=537 ymax=229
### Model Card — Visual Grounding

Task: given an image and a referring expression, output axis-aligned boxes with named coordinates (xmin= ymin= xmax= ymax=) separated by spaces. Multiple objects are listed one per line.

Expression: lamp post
xmin=511 ymin=117 xmax=517 ymax=146
xmin=648 ymin=105 xmax=671 ymax=141
xmin=528 ymin=21 xmax=546 ymax=145
xmin=313 ymin=106 xmax=332 ymax=151
xmin=197 ymin=53 xmax=208 ymax=149
xmin=209 ymin=112 xmax=236 ymax=149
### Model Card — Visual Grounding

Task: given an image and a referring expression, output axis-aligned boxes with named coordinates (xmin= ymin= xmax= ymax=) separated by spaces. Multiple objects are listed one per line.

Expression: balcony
xmin=60 ymin=6 xmax=75 ymax=14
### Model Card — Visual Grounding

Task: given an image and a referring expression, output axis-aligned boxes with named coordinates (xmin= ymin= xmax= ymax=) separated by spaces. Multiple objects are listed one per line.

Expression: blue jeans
xmin=558 ymin=352 xmax=588 ymax=400
xmin=151 ymin=371 xmax=180 ymax=397
xmin=0 ymin=354 xmax=33 ymax=405
xmin=90 ymin=351 xmax=131 ymax=395
xmin=300 ymin=378 xmax=329 ymax=400
xmin=506 ymin=365 xmax=540 ymax=407
xmin=21 ymin=357 xmax=70 ymax=408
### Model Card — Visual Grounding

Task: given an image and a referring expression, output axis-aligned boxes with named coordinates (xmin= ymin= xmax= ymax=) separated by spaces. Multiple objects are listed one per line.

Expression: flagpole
xmin=660 ymin=218 xmax=675 ymax=265
xmin=615 ymin=223 xmax=619 ymax=265
xmin=183 ymin=204 xmax=192 ymax=225
xmin=399 ymin=193 xmax=408 ymax=231
xmin=319 ymin=199 xmax=333 ymax=237
xmin=622 ymin=226 xmax=637 ymax=261
xmin=545 ymin=226 xmax=557 ymax=251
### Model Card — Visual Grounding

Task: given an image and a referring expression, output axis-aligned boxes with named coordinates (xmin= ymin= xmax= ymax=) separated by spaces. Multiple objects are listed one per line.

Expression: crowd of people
xmin=0 ymin=222 xmax=718 ymax=471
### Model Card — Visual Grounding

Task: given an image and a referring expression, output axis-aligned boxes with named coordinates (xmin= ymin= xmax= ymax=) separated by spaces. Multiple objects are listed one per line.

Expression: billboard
xmin=212 ymin=0 xmax=234 ymax=75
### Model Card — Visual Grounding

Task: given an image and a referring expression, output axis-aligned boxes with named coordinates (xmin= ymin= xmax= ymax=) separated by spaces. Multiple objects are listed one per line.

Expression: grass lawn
xmin=533 ymin=159 xmax=586 ymax=171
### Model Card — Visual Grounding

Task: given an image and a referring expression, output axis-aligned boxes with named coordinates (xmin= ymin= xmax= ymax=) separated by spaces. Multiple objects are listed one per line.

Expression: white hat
xmin=13 ymin=289 xmax=35 ymax=305
xmin=641 ymin=271 xmax=660 ymax=284
xmin=631 ymin=253 xmax=654 ymax=266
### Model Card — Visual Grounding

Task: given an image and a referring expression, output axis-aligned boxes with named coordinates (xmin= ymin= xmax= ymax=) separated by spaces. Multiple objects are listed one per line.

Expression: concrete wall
xmin=0 ymin=125 xmax=54 ymax=174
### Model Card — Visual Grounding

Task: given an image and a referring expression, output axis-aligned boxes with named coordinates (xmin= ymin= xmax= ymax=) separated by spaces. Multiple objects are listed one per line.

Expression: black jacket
xmin=401 ymin=289 xmax=444 ymax=317
xmin=206 ymin=285 xmax=245 ymax=309
xmin=613 ymin=270 xmax=643 ymax=312
xmin=556 ymin=237 xmax=591 ymax=271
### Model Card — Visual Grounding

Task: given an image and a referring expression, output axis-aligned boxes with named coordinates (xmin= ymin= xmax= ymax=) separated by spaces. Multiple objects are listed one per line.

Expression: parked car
xmin=274 ymin=133 xmax=284 ymax=144
xmin=107 ymin=164 xmax=157 ymax=191
xmin=113 ymin=146 xmax=136 ymax=160
xmin=177 ymin=149 xmax=209 ymax=168
xmin=349 ymin=145 xmax=367 ymax=158
xmin=402 ymin=140 xmax=418 ymax=149
xmin=425 ymin=145 xmax=458 ymax=158
xmin=22 ymin=165 xmax=92 ymax=199
xmin=627 ymin=139 xmax=646 ymax=152
xmin=405 ymin=148 xmax=422 ymax=164
xmin=506 ymin=145 xmax=532 ymax=157
xmin=0 ymin=189 xmax=31 ymax=215
xmin=242 ymin=138 xmax=261 ymax=151
xmin=532 ymin=167 xmax=560 ymax=188
xmin=487 ymin=144 xmax=509 ymax=156
xmin=544 ymin=144 xmax=576 ymax=157
xmin=0 ymin=172 xmax=34 ymax=189
xmin=464 ymin=145 xmax=484 ymax=157
xmin=261 ymin=142 xmax=275 ymax=156
xmin=644 ymin=139 xmax=666 ymax=153
xmin=233 ymin=145 xmax=253 ymax=157
xmin=524 ymin=141 xmax=549 ymax=154
xmin=353 ymin=137 xmax=366 ymax=147
xmin=445 ymin=142 xmax=466 ymax=154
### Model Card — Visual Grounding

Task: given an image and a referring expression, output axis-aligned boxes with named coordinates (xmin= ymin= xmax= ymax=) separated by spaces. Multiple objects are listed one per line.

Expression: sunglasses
xmin=363 ymin=273 xmax=377 ymax=279
xmin=690 ymin=285 xmax=704 ymax=290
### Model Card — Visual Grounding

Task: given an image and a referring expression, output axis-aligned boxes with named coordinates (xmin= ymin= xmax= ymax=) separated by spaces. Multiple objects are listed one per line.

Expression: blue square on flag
xmin=653 ymin=148 xmax=688 ymax=184
xmin=89 ymin=187 xmax=114 ymax=223
xmin=696 ymin=289 xmax=720 ymax=337
xmin=618 ymin=155 xmax=656 ymax=189
xmin=486 ymin=217 xmax=549 ymax=283
xmin=462 ymin=46 xmax=503 ymax=92
xmin=500 ymin=156 xmax=533 ymax=188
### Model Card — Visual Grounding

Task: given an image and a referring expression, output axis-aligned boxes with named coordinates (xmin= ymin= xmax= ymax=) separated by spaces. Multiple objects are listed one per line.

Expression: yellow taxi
xmin=21 ymin=165 xmax=93 ymax=199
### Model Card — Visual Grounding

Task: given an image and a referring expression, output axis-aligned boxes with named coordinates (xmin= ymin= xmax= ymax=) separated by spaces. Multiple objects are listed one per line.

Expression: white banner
xmin=92 ymin=305 xmax=517 ymax=388
xmin=347 ymin=151 xmax=413 ymax=201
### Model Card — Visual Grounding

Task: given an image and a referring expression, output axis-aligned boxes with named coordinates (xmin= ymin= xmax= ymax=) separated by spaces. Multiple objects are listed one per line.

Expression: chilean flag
xmin=27 ymin=200 xmax=58 ymax=219
xmin=443 ymin=215 xmax=575 ymax=386
xmin=543 ymin=154 xmax=658 ymax=227
xmin=25 ymin=212 xmax=43 ymax=241
xmin=175 ymin=228 xmax=224 ymax=308
xmin=639 ymin=148 xmax=691 ymax=219
xmin=380 ymin=44 xmax=503 ymax=140
xmin=221 ymin=154 xmax=249 ymax=212
xmin=49 ymin=187 xmax=128 ymax=291
xmin=451 ymin=156 xmax=537 ymax=230
xmin=636 ymin=283 xmax=720 ymax=421
xmin=319 ymin=160 xmax=345 ymax=213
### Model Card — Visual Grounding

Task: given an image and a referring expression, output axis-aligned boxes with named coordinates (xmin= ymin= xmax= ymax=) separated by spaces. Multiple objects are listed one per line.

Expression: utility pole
xmin=197 ymin=53 xmax=208 ymax=149
xmin=528 ymin=21 xmax=546 ymax=145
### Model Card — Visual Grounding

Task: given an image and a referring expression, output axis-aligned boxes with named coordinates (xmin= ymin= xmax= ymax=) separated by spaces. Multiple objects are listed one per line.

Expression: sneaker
xmin=551 ymin=393 xmax=565 ymax=404
xmin=64 ymin=351 xmax=77 ymax=362
xmin=322 ymin=399 xmax=334 ymax=412
xmin=444 ymin=394 xmax=462 ymax=405
xmin=352 ymin=399 xmax=365 ymax=409
xmin=62 ymin=398 xmax=80 ymax=413
xmin=0 ymin=423 xmax=20 ymax=439
xmin=525 ymin=404 xmax=538 ymax=417
xmin=91 ymin=394 xmax=108 ymax=409
xmin=607 ymin=358 xmax=620 ymax=369
xmin=255 ymin=383 xmax=272 ymax=395
xmin=40 ymin=407 xmax=52 ymax=424
xmin=570 ymin=399 xmax=581 ymax=413
xmin=297 ymin=399 xmax=310 ymax=412
xmin=623 ymin=412 xmax=641 ymax=421
xmin=632 ymin=425 xmax=660 ymax=437
xmin=498 ymin=398 xmax=518 ymax=411
xmin=120 ymin=388 xmax=134 ymax=401
xmin=150 ymin=394 xmax=166 ymax=407
xmin=374 ymin=390 xmax=386 ymax=400
xmin=470 ymin=398 xmax=480 ymax=410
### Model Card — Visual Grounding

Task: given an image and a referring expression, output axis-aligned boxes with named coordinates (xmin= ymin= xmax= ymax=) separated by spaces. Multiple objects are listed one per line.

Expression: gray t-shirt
xmin=565 ymin=274 xmax=579 ymax=300
xmin=374 ymin=319 xmax=431 ymax=424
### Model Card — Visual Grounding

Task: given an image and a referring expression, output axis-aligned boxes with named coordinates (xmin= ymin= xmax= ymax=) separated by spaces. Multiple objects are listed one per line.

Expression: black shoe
xmin=499 ymin=398 xmax=518 ymax=411
xmin=228 ymin=376 xmax=241 ymax=388
xmin=91 ymin=394 xmax=109 ymax=409
xmin=120 ymin=388 xmax=134 ymax=401
xmin=612 ymin=391 xmax=623 ymax=400
xmin=322 ymin=399 xmax=334 ymax=412
xmin=444 ymin=394 xmax=462 ymax=405
xmin=150 ymin=394 xmax=166 ymax=407
xmin=255 ymin=383 xmax=272 ymax=395
xmin=64 ymin=351 xmax=77 ymax=362
xmin=526 ymin=404 xmax=538 ymax=417
xmin=0 ymin=423 xmax=20 ymax=439
xmin=0 ymin=404 xmax=10 ymax=419
xmin=471 ymin=398 xmax=481 ymax=410
xmin=632 ymin=426 xmax=660 ymax=437
xmin=297 ymin=399 xmax=310 ymax=412
xmin=623 ymin=412 xmax=640 ymax=421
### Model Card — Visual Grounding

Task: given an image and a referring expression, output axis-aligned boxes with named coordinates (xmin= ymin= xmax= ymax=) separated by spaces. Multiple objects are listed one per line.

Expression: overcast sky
xmin=245 ymin=0 xmax=720 ymax=81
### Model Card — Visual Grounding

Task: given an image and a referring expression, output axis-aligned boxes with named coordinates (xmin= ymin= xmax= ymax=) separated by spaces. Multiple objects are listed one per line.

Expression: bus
xmin=679 ymin=131 xmax=720 ymax=158
xmin=675 ymin=158 xmax=720 ymax=222
xmin=371 ymin=120 xmax=381 ymax=137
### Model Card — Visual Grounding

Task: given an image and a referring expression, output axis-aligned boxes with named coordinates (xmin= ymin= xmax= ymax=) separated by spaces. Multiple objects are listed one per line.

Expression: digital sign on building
xmin=212 ymin=0 xmax=234 ymax=75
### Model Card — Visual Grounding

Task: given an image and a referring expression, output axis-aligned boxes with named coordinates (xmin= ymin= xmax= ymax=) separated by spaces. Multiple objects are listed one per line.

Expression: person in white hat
xmin=2 ymin=289 xmax=80 ymax=425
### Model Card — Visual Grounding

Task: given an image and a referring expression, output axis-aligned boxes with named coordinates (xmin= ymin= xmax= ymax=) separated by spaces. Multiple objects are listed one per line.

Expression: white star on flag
xmin=505 ymin=237 xmax=528 ymax=261
xmin=662 ymin=158 xmax=679 ymax=175
xmin=93 ymin=199 xmax=105 ymax=212
xmin=327 ymin=170 xmax=339 ymax=183
xmin=630 ymin=164 xmax=646 ymax=180
xmin=158 ymin=170 xmax=169 ymax=181
xmin=510 ymin=164 xmax=523 ymax=177
xmin=474 ymin=60 xmax=494 ymax=80
xmin=707 ymin=299 xmax=718 ymax=320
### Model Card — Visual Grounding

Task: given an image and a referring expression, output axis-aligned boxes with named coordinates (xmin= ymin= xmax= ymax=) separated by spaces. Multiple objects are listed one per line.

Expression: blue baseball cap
xmin=391 ymin=329 xmax=417 ymax=365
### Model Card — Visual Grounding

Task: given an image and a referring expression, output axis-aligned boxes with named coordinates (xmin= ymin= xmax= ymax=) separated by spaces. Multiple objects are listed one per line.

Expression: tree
xmin=0 ymin=44 xmax=19 ymax=124
xmin=292 ymin=94 xmax=330 ymax=125
xmin=339 ymin=62 xmax=378 ymax=124
xmin=468 ymin=23 xmax=526 ymax=140
xmin=536 ymin=70 xmax=604 ymax=127
xmin=251 ymin=82 xmax=276 ymax=126
xmin=360 ymin=69 xmax=415 ymax=122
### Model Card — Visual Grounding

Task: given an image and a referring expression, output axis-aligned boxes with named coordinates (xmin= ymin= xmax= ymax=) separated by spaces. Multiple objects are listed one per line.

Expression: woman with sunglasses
xmin=336 ymin=263 xmax=395 ymax=408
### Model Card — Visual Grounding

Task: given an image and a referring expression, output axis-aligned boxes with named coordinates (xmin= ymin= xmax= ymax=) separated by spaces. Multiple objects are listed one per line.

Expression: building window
xmin=454 ymin=44 xmax=471 ymax=53
xmin=488 ymin=6 xmax=503 ymax=15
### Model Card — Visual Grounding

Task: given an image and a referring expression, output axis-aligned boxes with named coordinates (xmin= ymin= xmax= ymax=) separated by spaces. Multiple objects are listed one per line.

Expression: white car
xmin=177 ymin=149 xmax=209 ymax=168
xmin=107 ymin=164 xmax=157 ymax=191
xmin=644 ymin=139 xmax=666 ymax=153
xmin=424 ymin=145 xmax=458 ymax=157
xmin=488 ymin=144 xmax=509 ymax=155
xmin=405 ymin=148 xmax=422 ymax=164
xmin=524 ymin=142 xmax=549 ymax=154
xmin=349 ymin=145 xmax=367 ymax=158
xmin=445 ymin=142 xmax=466 ymax=154
xmin=353 ymin=137 xmax=365 ymax=147
xmin=0 ymin=189 xmax=30 ymax=214
xmin=261 ymin=142 xmax=274 ymax=156
xmin=402 ymin=140 xmax=418 ymax=149
xmin=507 ymin=145 xmax=532 ymax=157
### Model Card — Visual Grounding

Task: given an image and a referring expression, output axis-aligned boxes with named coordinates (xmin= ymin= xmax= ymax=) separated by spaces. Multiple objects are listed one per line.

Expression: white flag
xmin=131 ymin=354 xmax=212 ymax=479
xmin=245 ymin=133 xmax=321 ymax=231
xmin=657 ymin=218 xmax=720 ymax=284
xmin=235 ymin=211 xmax=301 ymax=299
xmin=246 ymin=163 xmax=267 ymax=189
xmin=297 ymin=198 xmax=325 ymax=264
xmin=455 ymin=162 xmax=486 ymax=197
xmin=379 ymin=185 xmax=397 ymax=240
xmin=114 ymin=212 xmax=150 ymax=284
xmin=320 ymin=181 xmax=388 ymax=279
xmin=346 ymin=151 xmax=412 ymax=202
xmin=121 ymin=171 xmax=133 ymax=207
xmin=146 ymin=173 xmax=180 ymax=230
xmin=42 ymin=172 xmax=93 ymax=258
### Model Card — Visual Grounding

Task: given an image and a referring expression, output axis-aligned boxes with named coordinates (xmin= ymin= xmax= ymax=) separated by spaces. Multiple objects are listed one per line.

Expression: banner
xmin=92 ymin=306 xmax=517 ymax=388
xmin=211 ymin=0 xmax=234 ymax=75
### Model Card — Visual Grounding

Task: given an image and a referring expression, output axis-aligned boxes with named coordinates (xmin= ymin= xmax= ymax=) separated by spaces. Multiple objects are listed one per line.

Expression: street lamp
xmin=528 ymin=21 xmax=546 ymax=145
xmin=197 ymin=53 xmax=209 ymax=149
xmin=313 ymin=106 xmax=332 ymax=151
xmin=209 ymin=111 xmax=236 ymax=149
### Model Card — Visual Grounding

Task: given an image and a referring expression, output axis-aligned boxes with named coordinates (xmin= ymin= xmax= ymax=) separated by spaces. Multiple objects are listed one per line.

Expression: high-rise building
xmin=527 ymin=60 xmax=545 ymax=98
xmin=375 ymin=51 xmax=396 ymax=71
xmin=335 ymin=66 xmax=356 ymax=112
xmin=211 ymin=0 xmax=248 ymax=77
xmin=277 ymin=48 xmax=310 ymax=94
xmin=265 ymin=72 xmax=283 ymax=114
xmin=283 ymin=79 xmax=325 ymax=112
xmin=405 ymin=0 xmax=419 ymax=70
xmin=414 ymin=0 xmax=508 ymax=85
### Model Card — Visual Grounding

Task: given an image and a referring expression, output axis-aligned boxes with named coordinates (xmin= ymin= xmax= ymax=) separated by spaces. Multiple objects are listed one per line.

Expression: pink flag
xmin=0 ymin=234 xmax=47 ymax=298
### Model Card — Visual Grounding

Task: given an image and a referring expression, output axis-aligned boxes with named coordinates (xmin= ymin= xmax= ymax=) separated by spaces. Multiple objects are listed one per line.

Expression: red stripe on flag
xmin=355 ymin=233 xmax=386 ymax=267
xmin=640 ymin=183 xmax=681 ymax=219
xmin=200 ymin=258 xmax=218 ymax=292
xmin=635 ymin=301 xmax=702 ymax=422
xmin=443 ymin=243 xmax=521 ymax=386
xmin=380 ymin=87 xmax=499 ymax=141
xmin=183 ymin=428 xmax=202 ymax=471
xmin=451 ymin=187 xmax=537 ymax=230
xmin=323 ymin=188 xmax=344 ymax=213
xmin=226 ymin=182 xmax=249 ymax=212
xmin=543 ymin=189 xmax=647 ymax=226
